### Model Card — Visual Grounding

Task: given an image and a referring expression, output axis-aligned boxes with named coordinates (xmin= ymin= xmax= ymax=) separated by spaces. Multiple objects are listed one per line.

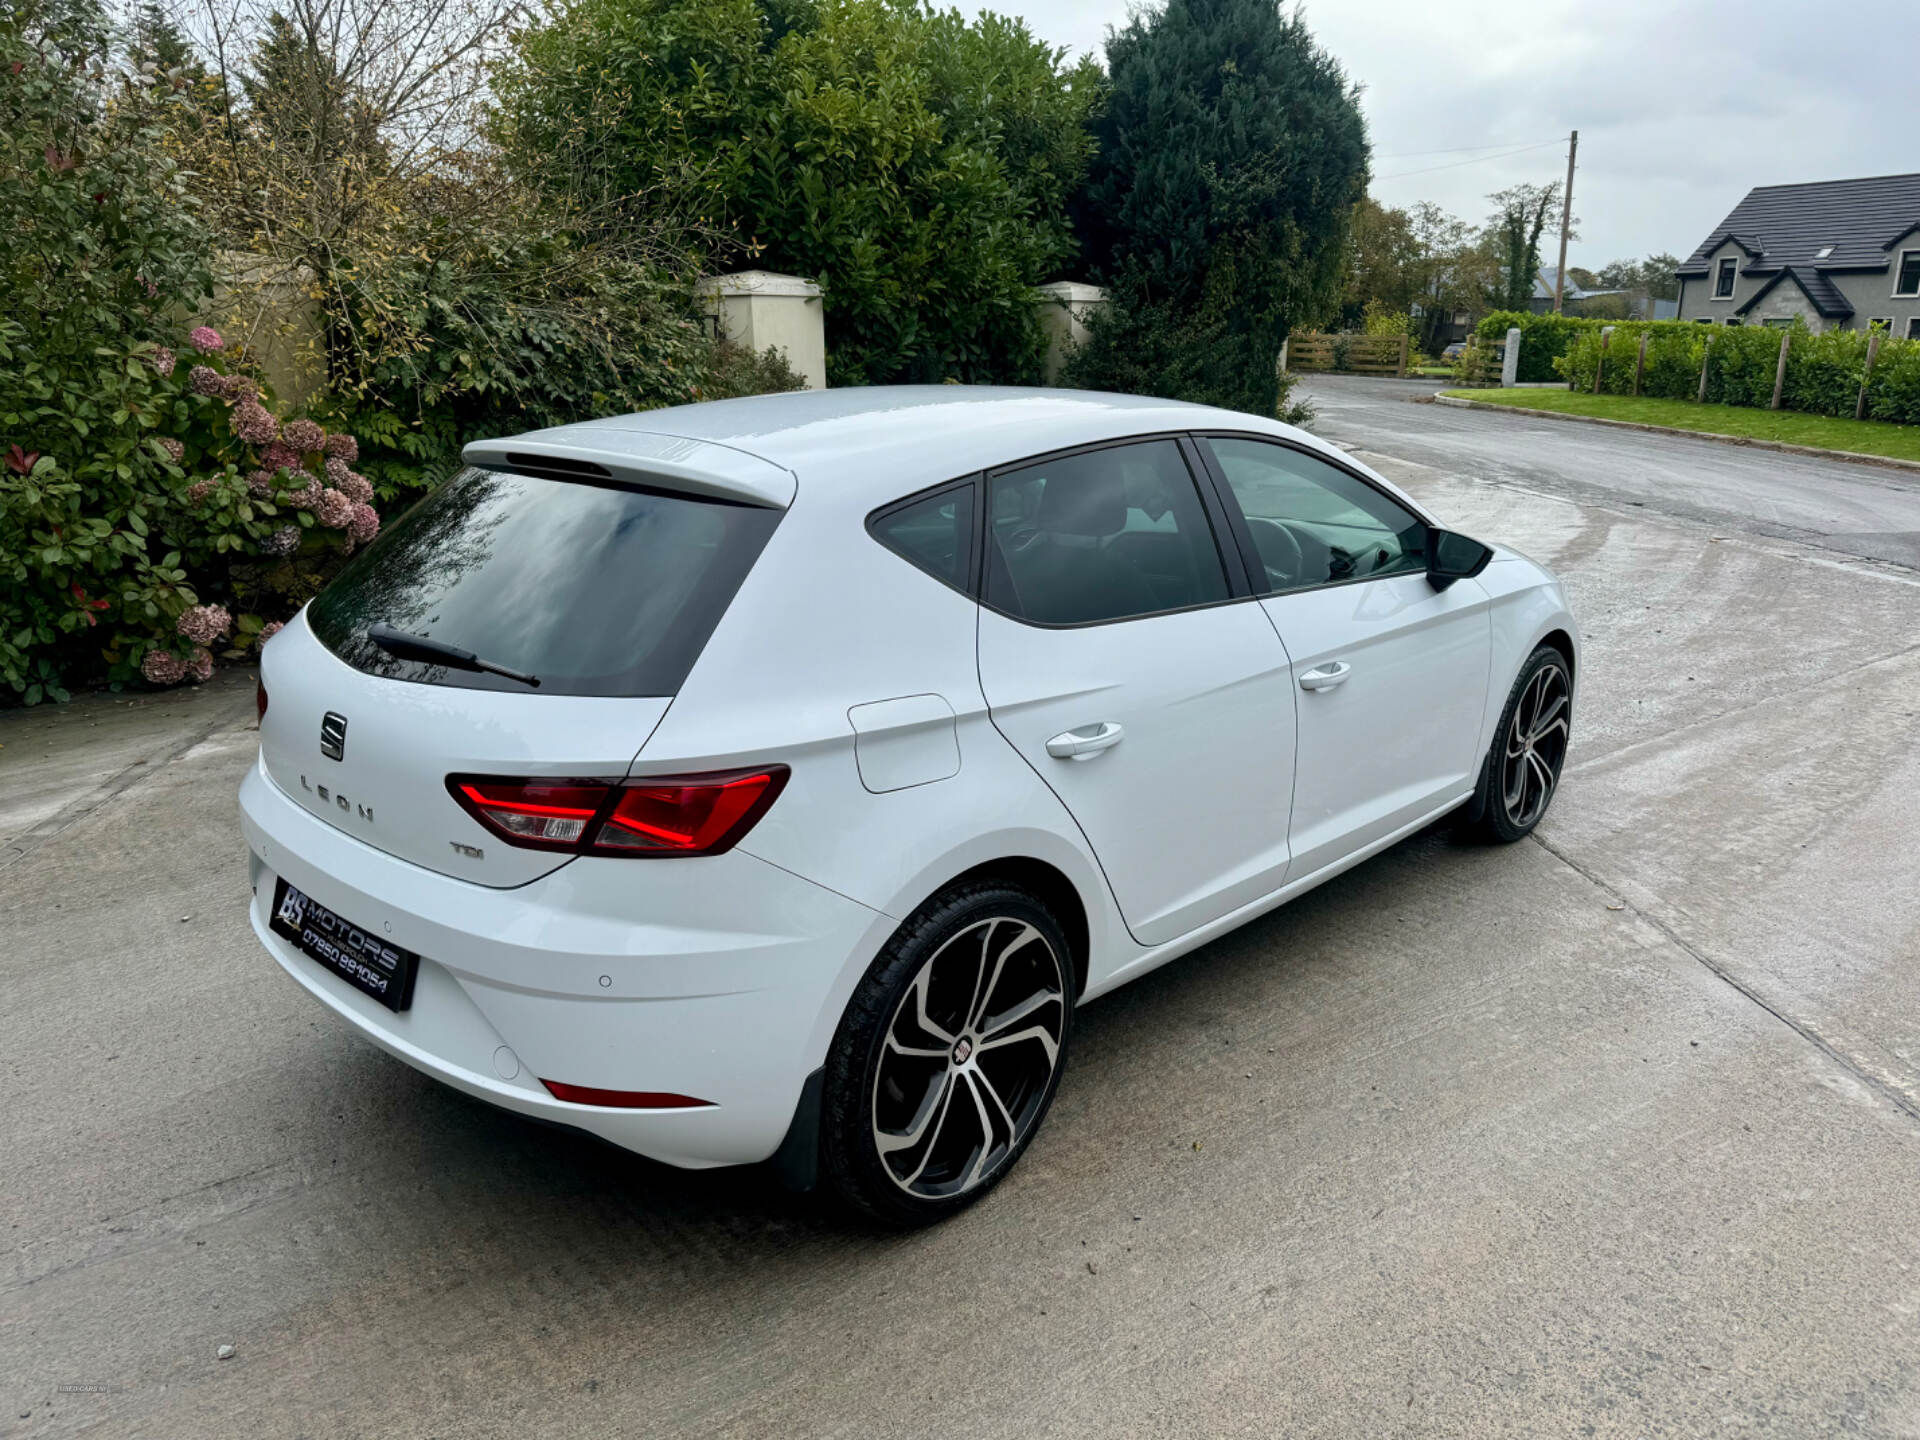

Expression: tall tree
xmin=1067 ymin=0 xmax=1368 ymax=416
xmin=1486 ymin=182 xmax=1561 ymax=312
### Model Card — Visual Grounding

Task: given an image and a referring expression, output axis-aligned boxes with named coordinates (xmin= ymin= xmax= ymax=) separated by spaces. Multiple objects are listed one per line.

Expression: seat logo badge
xmin=320 ymin=711 xmax=348 ymax=761
xmin=951 ymin=1037 xmax=973 ymax=1065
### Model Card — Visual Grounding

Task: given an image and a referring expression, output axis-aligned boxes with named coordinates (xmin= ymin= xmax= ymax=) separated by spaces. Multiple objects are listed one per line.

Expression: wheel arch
xmin=929 ymin=855 xmax=1093 ymax=1000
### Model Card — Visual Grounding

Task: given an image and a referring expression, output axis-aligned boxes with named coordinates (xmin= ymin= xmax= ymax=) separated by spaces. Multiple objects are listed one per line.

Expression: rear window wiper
xmin=367 ymin=622 xmax=541 ymax=688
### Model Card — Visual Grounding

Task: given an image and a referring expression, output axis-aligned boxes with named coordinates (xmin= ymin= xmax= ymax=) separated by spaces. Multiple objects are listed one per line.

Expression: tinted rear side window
xmin=869 ymin=484 xmax=975 ymax=590
xmin=308 ymin=468 xmax=780 ymax=697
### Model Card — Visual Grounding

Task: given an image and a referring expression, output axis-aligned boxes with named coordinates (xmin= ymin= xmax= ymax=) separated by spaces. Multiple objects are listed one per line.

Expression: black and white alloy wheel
xmin=1466 ymin=644 xmax=1572 ymax=843
xmin=823 ymin=883 xmax=1072 ymax=1226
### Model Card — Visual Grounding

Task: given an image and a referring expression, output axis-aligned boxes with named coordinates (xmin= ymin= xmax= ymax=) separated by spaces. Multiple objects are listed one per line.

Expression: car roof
xmin=487 ymin=386 xmax=1316 ymax=507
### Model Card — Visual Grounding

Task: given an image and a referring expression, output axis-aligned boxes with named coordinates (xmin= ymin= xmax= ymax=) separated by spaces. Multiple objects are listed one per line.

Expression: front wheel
xmin=1463 ymin=644 xmax=1572 ymax=843
xmin=821 ymin=882 xmax=1073 ymax=1227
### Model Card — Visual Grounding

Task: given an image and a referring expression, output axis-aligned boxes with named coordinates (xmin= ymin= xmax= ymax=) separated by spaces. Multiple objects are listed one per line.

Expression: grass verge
xmin=1438 ymin=389 xmax=1920 ymax=465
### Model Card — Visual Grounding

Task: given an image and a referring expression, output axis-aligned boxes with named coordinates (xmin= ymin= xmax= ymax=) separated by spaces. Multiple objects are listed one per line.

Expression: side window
xmin=869 ymin=483 xmax=975 ymax=591
xmin=1207 ymin=437 xmax=1428 ymax=593
xmin=985 ymin=439 xmax=1228 ymax=625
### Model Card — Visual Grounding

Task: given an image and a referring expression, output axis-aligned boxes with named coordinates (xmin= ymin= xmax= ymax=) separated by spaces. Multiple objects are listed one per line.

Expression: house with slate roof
xmin=1674 ymin=173 xmax=1920 ymax=337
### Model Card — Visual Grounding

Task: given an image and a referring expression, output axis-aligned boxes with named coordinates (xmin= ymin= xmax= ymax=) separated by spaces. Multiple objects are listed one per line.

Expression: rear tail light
xmin=446 ymin=767 xmax=788 ymax=858
xmin=256 ymin=678 xmax=269 ymax=722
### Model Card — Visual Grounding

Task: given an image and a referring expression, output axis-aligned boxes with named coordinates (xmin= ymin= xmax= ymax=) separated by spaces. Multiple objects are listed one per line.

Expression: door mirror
xmin=1427 ymin=528 xmax=1493 ymax=591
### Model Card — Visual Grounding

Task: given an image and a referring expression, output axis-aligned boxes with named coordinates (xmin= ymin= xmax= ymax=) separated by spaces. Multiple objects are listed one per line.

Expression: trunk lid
xmin=260 ymin=617 xmax=668 ymax=886
xmin=259 ymin=455 xmax=785 ymax=885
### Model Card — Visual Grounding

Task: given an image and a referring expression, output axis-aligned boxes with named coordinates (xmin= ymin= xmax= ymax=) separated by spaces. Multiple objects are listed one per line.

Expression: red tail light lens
xmin=256 ymin=678 xmax=269 ymax=722
xmin=447 ymin=767 xmax=788 ymax=858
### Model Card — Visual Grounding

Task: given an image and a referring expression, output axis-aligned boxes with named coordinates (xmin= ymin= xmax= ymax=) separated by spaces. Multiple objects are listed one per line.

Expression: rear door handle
xmin=1299 ymin=662 xmax=1351 ymax=692
xmin=1046 ymin=722 xmax=1125 ymax=761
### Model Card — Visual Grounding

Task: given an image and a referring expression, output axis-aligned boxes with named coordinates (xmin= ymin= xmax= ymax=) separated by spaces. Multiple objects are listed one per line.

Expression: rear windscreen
xmin=307 ymin=468 xmax=780 ymax=697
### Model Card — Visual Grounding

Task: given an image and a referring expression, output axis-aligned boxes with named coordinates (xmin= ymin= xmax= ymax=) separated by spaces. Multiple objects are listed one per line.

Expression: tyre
xmin=821 ymin=881 xmax=1074 ymax=1227
xmin=1462 ymin=644 xmax=1572 ymax=844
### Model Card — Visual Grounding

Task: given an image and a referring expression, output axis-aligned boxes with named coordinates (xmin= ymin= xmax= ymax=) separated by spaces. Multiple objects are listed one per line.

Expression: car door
xmin=974 ymin=436 xmax=1298 ymax=948
xmin=1197 ymin=435 xmax=1492 ymax=878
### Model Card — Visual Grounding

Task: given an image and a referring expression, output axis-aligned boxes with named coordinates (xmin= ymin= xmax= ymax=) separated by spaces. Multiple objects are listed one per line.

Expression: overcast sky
xmin=1000 ymin=0 xmax=1919 ymax=269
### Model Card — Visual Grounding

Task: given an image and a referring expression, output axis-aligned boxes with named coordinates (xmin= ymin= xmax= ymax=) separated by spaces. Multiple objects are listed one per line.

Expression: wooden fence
xmin=1282 ymin=332 xmax=1409 ymax=377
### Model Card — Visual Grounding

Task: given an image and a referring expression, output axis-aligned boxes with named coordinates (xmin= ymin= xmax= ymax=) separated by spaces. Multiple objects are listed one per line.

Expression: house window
xmin=1714 ymin=258 xmax=1738 ymax=298
xmin=1725 ymin=318 xmax=1743 ymax=327
xmin=1762 ymin=318 xmax=1793 ymax=330
xmin=1896 ymin=251 xmax=1920 ymax=297
xmin=1696 ymin=318 xmax=1714 ymax=325
xmin=1815 ymin=246 xmax=1834 ymax=259
xmin=1909 ymin=317 xmax=1920 ymax=340
xmin=1866 ymin=318 xmax=1893 ymax=333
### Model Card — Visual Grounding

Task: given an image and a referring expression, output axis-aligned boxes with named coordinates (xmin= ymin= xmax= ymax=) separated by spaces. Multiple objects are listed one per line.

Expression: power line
xmin=1374 ymin=139 xmax=1567 ymax=182
xmin=1374 ymin=139 xmax=1562 ymax=160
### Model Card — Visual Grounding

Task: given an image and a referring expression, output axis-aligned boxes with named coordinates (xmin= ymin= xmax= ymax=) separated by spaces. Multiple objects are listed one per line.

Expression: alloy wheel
xmin=1501 ymin=660 xmax=1570 ymax=829
xmin=871 ymin=916 xmax=1067 ymax=1200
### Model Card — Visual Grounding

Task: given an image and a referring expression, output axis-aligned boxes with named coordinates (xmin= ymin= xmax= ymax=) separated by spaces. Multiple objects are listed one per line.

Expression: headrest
xmin=1034 ymin=472 xmax=1127 ymax=538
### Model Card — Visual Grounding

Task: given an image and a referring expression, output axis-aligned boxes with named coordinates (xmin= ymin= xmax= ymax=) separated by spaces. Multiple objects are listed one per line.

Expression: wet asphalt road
xmin=4 ymin=377 xmax=1920 ymax=1437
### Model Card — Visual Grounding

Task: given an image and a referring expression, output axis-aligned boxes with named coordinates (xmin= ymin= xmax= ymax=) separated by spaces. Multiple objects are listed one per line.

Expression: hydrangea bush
xmin=0 ymin=12 xmax=378 ymax=700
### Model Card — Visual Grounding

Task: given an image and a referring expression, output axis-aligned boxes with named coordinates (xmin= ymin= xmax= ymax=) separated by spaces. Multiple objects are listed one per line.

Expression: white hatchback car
xmin=241 ymin=386 xmax=1577 ymax=1225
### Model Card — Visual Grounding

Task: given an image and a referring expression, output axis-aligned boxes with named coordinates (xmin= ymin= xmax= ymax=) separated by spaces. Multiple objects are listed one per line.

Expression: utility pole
xmin=1553 ymin=129 xmax=1578 ymax=314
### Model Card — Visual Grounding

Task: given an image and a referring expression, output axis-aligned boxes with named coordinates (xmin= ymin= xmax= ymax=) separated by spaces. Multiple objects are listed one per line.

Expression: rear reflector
xmin=540 ymin=1080 xmax=713 ymax=1109
xmin=447 ymin=767 xmax=788 ymax=858
xmin=256 ymin=679 xmax=268 ymax=722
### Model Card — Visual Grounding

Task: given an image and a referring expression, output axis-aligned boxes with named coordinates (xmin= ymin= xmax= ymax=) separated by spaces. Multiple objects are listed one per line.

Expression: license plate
xmin=270 ymin=878 xmax=419 ymax=1012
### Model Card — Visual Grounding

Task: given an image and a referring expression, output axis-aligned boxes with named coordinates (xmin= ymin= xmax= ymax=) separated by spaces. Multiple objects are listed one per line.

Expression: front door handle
xmin=1299 ymin=662 xmax=1352 ymax=692
xmin=1046 ymin=722 xmax=1125 ymax=761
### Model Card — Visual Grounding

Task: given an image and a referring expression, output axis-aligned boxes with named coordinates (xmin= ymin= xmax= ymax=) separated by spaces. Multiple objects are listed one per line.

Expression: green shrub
xmin=1069 ymin=0 xmax=1366 ymax=418
xmin=1475 ymin=310 xmax=1598 ymax=383
xmin=1556 ymin=317 xmax=1920 ymax=425
xmin=495 ymin=0 xmax=1098 ymax=388
xmin=1059 ymin=299 xmax=1311 ymax=424
xmin=0 ymin=6 xmax=374 ymax=701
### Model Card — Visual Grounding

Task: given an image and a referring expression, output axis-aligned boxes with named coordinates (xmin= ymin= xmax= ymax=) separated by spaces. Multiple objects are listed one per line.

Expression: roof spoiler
xmin=462 ymin=427 xmax=795 ymax=509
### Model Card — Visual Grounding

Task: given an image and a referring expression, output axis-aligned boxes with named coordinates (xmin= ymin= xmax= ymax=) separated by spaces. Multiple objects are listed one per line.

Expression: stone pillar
xmin=1034 ymin=281 xmax=1108 ymax=383
xmin=1501 ymin=327 xmax=1522 ymax=387
xmin=700 ymin=271 xmax=826 ymax=389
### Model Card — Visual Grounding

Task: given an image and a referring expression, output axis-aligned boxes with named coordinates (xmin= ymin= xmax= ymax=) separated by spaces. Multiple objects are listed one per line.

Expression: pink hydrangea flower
xmin=188 ymin=365 xmax=223 ymax=396
xmin=231 ymin=400 xmax=278 ymax=446
xmin=282 ymin=418 xmax=325 ymax=453
xmin=285 ymin=480 xmax=321 ymax=511
xmin=262 ymin=526 xmax=300 ymax=557
xmin=324 ymin=455 xmax=350 ymax=485
xmin=261 ymin=441 xmax=300 ymax=471
xmin=150 ymin=346 xmax=176 ymax=378
xmin=346 ymin=501 xmax=380 ymax=544
xmin=158 ymin=437 xmax=185 ymax=464
xmin=188 ymin=326 xmax=223 ymax=353
xmin=187 ymin=646 xmax=215 ymax=682
xmin=339 ymin=471 xmax=373 ymax=505
xmin=176 ymin=604 xmax=232 ymax=645
xmin=186 ymin=479 xmax=214 ymax=505
xmin=323 ymin=432 xmax=358 ymax=463
xmin=141 ymin=648 xmax=186 ymax=685
xmin=246 ymin=468 xmax=275 ymax=496
xmin=313 ymin=487 xmax=353 ymax=529
xmin=225 ymin=375 xmax=259 ymax=402
xmin=257 ymin=621 xmax=285 ymax=649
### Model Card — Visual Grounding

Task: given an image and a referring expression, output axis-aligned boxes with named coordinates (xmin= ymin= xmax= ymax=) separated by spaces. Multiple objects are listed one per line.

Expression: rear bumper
xmin=240 ymin=755 xmax=886 ymax=1169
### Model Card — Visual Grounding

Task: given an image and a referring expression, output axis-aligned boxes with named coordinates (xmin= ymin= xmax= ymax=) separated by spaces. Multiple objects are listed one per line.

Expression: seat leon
xmin=240 ymin=386 xmax=1578 ymax=1226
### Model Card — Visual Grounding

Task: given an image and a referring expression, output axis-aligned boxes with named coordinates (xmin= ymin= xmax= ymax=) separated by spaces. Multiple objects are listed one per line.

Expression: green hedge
xmin=1474 ymin=310 xmax=1599 ymax=383
xmin=1558 ymin=321 xmax=1920 ymax=426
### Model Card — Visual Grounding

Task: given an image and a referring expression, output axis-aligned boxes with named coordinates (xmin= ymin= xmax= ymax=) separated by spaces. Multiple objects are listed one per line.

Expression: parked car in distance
xmin=240 ymin=386 xmax=1578 ymax=1226
xmin=1442 ymin=341 xmax=1468 ymax=360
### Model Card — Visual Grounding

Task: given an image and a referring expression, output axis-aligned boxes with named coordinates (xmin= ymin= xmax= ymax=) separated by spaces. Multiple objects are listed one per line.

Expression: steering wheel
xmin=1248 ymin=518 xmax=1303 ymax=588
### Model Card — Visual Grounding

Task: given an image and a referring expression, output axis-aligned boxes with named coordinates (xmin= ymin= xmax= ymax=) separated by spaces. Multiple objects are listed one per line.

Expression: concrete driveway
xmin=5 ymin=379 xmax=1920 ymax=1437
